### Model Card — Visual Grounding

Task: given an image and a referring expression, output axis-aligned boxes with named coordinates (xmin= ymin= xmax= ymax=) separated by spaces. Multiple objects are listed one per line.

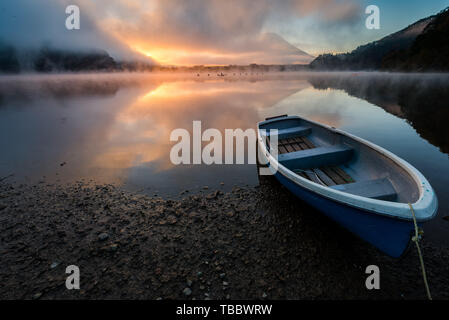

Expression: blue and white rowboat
xmin=257 ymin=115 xmax=438 ymax=257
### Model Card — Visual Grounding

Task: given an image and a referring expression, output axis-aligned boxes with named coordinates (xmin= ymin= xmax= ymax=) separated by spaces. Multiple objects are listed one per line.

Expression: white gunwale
xmin=257 ymin=116 xmax=438 ymax=222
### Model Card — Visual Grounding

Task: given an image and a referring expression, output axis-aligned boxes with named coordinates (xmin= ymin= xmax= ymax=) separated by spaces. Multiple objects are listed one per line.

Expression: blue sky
xmin=372 ymin=0 xmax=449 ymax=38
xmin=272 ymin=0 xmax=449 ymax=55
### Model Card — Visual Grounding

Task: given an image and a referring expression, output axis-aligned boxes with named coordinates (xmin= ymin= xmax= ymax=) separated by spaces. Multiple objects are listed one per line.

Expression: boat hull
xmin=274 ymin=170 xmax=416 ymax=258
xmin=257 ymin=114 xmax=436 ymax=258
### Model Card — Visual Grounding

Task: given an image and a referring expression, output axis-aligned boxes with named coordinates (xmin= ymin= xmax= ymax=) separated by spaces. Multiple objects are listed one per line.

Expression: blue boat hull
xmin=274 ymin=171 xmax=416 ymax=258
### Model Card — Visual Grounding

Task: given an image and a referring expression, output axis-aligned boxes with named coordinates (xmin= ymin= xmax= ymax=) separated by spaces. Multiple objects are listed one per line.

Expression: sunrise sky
xmin=1 ymin=0 xmax=448 ymax=65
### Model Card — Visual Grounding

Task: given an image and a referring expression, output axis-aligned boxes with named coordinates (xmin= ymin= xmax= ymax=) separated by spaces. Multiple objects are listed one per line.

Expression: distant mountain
xmin=262 ymin=33 xmax=315 ymax=64
xmin=33 ymin=47 xmax=117 ymax=72
xmin=0 ymin=44 xmax=156 ymax=73
xmin=382 ymin=7 xmax=449 ymax=71
xmin=310 ymin=12 xmax=438 ymax=71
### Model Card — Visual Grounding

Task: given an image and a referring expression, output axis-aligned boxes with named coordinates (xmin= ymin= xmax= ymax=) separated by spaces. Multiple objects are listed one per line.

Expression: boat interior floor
xmin=265 ymin=134 xmax=398 ymax=201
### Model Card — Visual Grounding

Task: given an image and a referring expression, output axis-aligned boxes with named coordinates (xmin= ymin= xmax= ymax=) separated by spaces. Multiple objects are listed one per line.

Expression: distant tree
xmin=0 ymin=44 xmax=20 ymax=73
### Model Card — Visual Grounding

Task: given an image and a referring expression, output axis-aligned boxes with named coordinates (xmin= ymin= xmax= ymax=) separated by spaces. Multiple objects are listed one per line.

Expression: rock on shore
xmin=0 ymin=178 xmax=448 ymax=299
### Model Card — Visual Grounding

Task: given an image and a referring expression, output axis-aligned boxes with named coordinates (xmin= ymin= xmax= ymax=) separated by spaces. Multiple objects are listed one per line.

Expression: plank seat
xmin=279 ymin=144 xmax=354 ymax=169
xmin=294 ymin=166 xmax=355 ymax=186
xmin=330 ymin=178 xmax=397 ymax=201
xmin=261 ymin=126 xmax=312 ymax=140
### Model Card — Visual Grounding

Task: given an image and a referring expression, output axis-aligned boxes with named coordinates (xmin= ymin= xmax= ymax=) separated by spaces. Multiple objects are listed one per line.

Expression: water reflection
xmin=307 ymin=72 xmax=449 ymax=155
xmin=0 ymin=72 xmax=448 ymax=242
xmin=0 ymin=74 xmax=308 ymax=194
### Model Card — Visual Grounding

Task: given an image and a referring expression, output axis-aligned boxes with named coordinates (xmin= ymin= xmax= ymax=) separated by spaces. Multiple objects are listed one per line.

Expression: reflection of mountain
xmin=310 ymin=7 xmax=449 ymax=71
xmin=0 ymin=75 xmax=307 ymax=183
xmin=0 ymin=75 xmax=120 ymax=105
xmin=0 ymin=74 xmax=306 ymax=107
xmin=0 ymin=74 xmax=170 ymax=106
xmin=307 ymin=74 xmax=449 ymax=154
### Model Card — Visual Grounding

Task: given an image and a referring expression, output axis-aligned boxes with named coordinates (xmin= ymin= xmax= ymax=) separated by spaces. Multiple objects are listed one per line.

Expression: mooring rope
xmin=408 ymin=203 xmax=432 ymax=300
xmin=291 ymin=170 xmax=432 ymax=299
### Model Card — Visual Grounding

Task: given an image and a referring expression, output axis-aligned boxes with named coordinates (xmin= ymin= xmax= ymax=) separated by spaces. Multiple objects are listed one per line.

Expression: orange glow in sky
xmin=130 ymin=43 xmax=252 ymax=66
xmin=99 ymin=2 xmax=316 ymax=66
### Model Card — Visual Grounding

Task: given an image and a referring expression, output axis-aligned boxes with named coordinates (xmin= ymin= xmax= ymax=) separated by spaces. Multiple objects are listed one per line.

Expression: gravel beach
xmin=1 ymin=176 xmax=448 ymax=300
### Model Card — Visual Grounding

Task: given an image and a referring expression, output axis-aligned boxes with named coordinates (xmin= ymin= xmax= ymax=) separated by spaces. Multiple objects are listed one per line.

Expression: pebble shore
xmin=1 ymin=177 xmax=448 ymax=300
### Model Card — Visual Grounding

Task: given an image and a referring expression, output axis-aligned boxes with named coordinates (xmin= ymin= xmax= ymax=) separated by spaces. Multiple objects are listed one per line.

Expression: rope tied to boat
xmin=408 ymin=203 xmax=432 ymax=300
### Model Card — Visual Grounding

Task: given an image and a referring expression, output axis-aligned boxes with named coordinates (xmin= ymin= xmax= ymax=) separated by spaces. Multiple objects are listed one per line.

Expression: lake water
xmin=1 ymin=72 xmax=448 ymax=244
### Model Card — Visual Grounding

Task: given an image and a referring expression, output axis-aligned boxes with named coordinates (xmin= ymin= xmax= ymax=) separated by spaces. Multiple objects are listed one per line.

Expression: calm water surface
xmin=1 ymin=72 xmax=448 ymax=244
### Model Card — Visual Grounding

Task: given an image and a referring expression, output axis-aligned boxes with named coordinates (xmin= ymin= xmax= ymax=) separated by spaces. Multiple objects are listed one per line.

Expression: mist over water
xmin=1 ymin=72 xmax=448 ymax=243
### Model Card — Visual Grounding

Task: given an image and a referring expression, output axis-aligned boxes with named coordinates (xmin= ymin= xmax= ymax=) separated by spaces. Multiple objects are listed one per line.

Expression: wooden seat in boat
xmin=263 ymin=126 xmax=312 ymax=140
xmin=294 ymin=166 xmax=354 ymax=186
xmin=330 ymin=178 xmax=397 ymax=201
xmin=258 ymin=115 xmax=437 ymax=257
xmin=279 ymin=144 xmax=354 ymax=169
xmin=262 ymin=118 xmax=396 ymax=201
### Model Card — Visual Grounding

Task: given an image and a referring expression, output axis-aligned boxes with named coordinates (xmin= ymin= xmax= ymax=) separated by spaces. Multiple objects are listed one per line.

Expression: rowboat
xmin=257 ymin=115 xmax=438 ymax=257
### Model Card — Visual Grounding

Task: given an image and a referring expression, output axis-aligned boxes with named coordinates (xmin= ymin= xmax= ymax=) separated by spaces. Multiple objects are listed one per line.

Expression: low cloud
xmin=96 ymin=0 xmax=361 ymax=64
xmin=0 ymin=0 xmax=146 ymax=61
xmin=1 ymin=0 xmax=362 ymax=65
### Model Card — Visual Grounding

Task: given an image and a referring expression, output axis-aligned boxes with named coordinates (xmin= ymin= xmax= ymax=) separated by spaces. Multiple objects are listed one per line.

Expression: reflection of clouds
xmin=0 ymin=74 xmax=318 ymax=184
xmin=88 ymin=78 xmax=307 ymax=174
xmin=303 ymin=113 xmax=342 ymax=128
xmin=261 ymin=87 xmax=345 ymax=128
